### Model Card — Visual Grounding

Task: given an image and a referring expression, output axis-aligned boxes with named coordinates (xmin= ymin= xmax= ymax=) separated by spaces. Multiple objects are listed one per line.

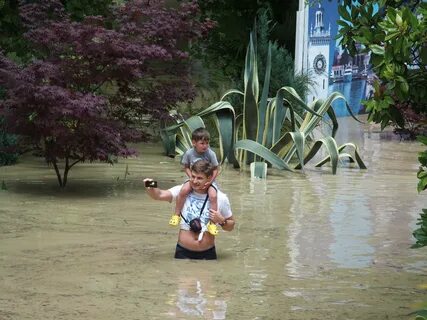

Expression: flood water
xmin=1 ymin=117 xmax=426 ymax=320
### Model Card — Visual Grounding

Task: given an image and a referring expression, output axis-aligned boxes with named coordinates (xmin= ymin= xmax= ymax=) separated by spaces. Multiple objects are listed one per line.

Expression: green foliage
xmin=0 ymin=1 xmax=31 ymax=63
xmin=161 ymin=32 xmax=367 ymax=176
xmin=256 ymin=9 xmax=312 ymax=103
xmin=337 ymin=0 xmax=427 ymax=131
xmin=412 ymin=135 xmax=427 ymax=249
xmin=195 ymin=0 xmax=299 ymax=82
xmin=0 ymin=0 xmax=119 ymax=62
xmin=0 ymin=116 xmax=18 ymax=166
xmin=412 ymin=208 xmax=427 ymax=249
xmin=65 ymin=0 xmax=115 ymax=21
xmin=222 ymin=33 xmax=365 ymax=174
xmin=413 ymin=309 xmax=427 ymax=319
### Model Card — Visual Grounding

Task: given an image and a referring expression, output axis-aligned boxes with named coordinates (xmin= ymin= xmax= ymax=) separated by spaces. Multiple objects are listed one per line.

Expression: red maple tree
xmin=0 ymin=0 xmax=214 ymax=187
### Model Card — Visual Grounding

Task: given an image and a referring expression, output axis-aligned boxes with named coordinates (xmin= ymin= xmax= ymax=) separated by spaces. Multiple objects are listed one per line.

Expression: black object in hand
xmin=145 ymin=180 xmax=157 ymax=188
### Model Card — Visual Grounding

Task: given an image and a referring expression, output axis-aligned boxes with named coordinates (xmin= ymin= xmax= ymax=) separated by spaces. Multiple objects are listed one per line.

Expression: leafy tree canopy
xmin=0 ymin=0 xmax=213 ymax=187
xmin=194 ymin=0 xmax=299 ymax=82
xmin=336 ymin=0 xmax=427 ymax=132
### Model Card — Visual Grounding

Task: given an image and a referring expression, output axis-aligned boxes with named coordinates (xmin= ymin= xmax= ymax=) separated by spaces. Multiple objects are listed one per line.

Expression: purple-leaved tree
xmin=0 ymin=0 xmax=213 ymax=187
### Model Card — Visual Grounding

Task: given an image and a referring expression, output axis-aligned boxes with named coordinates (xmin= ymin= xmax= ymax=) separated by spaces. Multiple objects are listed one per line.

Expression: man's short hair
xmin=192 ymin=127 xmax=210 ymax=142
xmin=191 ymin=159 xmax=214 ymax=177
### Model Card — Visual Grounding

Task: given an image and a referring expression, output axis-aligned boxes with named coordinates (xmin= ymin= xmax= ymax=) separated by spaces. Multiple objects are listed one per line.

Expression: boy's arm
xmin=204 ymin=166 xmax=219 ymax=187
xmin=184 ymin=165 xmax=192 ymax=179
xmin=181 ymin=150 xmax=192 ymax=178
xmin=210 ymin=166 xmax=219 ymax=182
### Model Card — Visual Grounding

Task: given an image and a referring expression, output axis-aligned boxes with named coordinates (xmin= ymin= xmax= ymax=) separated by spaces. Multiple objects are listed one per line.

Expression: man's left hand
xmin=209 ymin=208 xmax=225 ymax=225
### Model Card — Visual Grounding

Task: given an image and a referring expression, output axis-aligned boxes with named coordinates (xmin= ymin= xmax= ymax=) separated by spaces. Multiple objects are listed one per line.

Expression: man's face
xmin=189 ymin=171 xmax=210 ymax=192
xmin=192 ymin=139 xmax=209 ymax=153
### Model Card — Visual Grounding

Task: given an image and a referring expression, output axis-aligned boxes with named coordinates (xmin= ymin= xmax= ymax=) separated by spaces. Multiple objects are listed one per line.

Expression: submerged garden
xmin=0 ymin=0 xmax=426 ymax=319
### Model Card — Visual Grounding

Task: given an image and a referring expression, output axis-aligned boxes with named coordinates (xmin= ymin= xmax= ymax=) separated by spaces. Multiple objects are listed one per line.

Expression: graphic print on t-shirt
xmin=183 ymin=193 xmax=210 ymax=226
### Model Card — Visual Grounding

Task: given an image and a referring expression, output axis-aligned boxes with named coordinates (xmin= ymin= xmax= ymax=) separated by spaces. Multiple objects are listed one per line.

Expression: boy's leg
xmin=169 ymin=181 xmax=191 ymax=226
xmin=207 ymin=187 xmax=219 ymax=235
xmin=208 ymin=186 xmax=218 ymax=211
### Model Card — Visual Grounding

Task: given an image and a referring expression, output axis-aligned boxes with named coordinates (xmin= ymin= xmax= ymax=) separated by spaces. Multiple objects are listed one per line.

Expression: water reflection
xmin=329 ymin=194 xmax=374 ymax=268
xmin=285 ymin=117 xmax=424 ymax=277
xmin=161 ymin=266 xmax=230 ymax=320
xmin=330 ymin=79 xmax=367 ymax=117
xmin=173 ymin=279 xmax=227 ymax=319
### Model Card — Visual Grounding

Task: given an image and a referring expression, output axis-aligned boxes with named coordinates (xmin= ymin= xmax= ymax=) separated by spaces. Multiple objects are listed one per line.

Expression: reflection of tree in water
xmin=176 ymin=280 xmax=227 ymax=319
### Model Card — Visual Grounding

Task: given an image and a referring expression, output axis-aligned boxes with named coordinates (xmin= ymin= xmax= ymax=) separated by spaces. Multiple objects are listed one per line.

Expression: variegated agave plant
xmin=160 ymin=32 xmax=366 ymax=175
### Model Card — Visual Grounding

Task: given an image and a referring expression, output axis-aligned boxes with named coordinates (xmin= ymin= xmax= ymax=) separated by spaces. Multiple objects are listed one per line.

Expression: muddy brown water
xmin=0 ymin=117 xmax=426 ymax=320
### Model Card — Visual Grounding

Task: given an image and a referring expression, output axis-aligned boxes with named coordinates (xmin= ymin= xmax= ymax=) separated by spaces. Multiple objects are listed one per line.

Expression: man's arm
xmin=208 ymin=209 xmax=235 ymax=232
xmin=143 ymin=178 xmax=173 ymax=202
xmin=221 ymin=216 xmax=235 ymax=231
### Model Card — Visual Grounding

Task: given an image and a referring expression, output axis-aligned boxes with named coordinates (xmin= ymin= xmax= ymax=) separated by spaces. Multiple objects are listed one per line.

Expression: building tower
xmin=307 ymin=4 xmax=331 ymax=102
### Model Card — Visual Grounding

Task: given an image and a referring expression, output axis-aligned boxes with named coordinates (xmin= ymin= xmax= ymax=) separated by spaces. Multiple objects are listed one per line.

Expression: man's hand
xmin=208 ymin=208 xmax=225 ymax=225
xmin=143 ymin=178 xmax=173 ymax=202
xmin=209 ymin=209 xmax=235 ymax=231
xmin=143 ymin=178 xmax=157 ymax=189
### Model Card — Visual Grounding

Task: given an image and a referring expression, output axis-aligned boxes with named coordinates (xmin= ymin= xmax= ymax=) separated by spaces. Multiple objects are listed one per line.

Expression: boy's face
xmin=189 ymin=171 xmax=211 ymax=192
xmin=192 ymin=139 xmax=209 ymax=153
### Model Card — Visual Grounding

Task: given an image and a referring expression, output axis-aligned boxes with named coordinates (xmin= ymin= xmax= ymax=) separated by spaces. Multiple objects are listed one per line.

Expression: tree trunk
xmin=52 ymin=160 xmax=64 ymax=187
xmin=62 ymin=156 xmax=70 ymax=188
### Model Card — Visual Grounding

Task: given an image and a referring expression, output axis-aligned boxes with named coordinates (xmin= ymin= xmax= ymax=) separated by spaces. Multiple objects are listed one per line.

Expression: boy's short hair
xmin=192 ymin=127 xmax=210 ymax=142
xmin=191 ymin=159 xmax=214 ymax=177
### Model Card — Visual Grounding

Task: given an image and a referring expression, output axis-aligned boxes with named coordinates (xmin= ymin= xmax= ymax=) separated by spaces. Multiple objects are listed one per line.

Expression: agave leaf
xmin=176 ymin=128 xmax=192 ymax=153
xmin=338 ymin=152 xmax=355 ymax=163
xmin=221 ymin=89 xmax=244 ymax=101
xmin=213 ymin=108 xmax=238 ymax=165
xmin=264 ymin=98 xmax=277 ymax=148
xmin=344 ymin=101 xmax=363 ymax=123
xmin=197 ymin=101 xmax=235 ymax=118
xmin=338 ymin=142 xmax=367 ymax=169
xmin=302 ymin=92 xmax=344 ymax=134
xmin=278 ymin=86 xmax=322 ymax=117
xmin=294 ymin=139 xmax=322 ymax=169
xmin=312 ymin=137 xmax=340 ymax=174
xmin=282 ymin=131 xmax=306 ymax=169
xmin=176 ymin=137 xmax=188 ymax=156
xmin=159 ymin=129 xmax=177 ymax=157
xmin=257 ymin=42 xmax=272 ymax=145
xmin=271 ymin=128 xmax=293 ymax=158
xmin=292 ymin=137 xmax=339 ymax=174
xmin=316 ymin=146 xmax=367 ymax=170
xmin=272 ymin=91 xmax=289 ymax=145
xmin=325 ymin=103 xmax=339 ymax=138
xmin=183 ymin=116 xmax=205 ymax=133
xmin=270 ymin=124 xmax=305 ymax=162
xmin=234 ymin=139 xmax=292 ymax=171
xmin=243 ymin=33 xmax=259 ymax=142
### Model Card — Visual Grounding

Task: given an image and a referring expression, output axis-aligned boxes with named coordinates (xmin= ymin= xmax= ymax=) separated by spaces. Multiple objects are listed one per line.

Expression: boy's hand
xmin=203 ymin=181 xmax=212 ymax=189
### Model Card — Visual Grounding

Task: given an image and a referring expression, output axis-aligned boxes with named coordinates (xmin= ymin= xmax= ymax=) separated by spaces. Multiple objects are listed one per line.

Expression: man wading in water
xmin=144 ymin=160 xmax=235 ymax=260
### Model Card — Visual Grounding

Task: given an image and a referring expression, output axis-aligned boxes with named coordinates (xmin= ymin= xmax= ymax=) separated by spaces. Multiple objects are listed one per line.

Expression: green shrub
xmin=0 ymin=119 xmax=18 ymax=166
